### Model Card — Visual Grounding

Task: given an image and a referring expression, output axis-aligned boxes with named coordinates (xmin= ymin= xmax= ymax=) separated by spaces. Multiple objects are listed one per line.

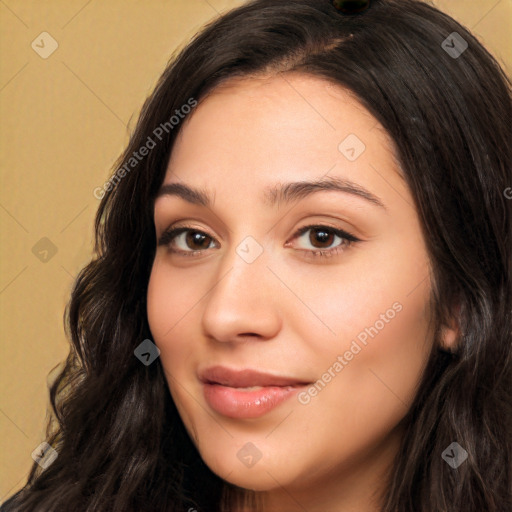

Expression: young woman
xmin=3 ymin=0 xmax=511 ymax=510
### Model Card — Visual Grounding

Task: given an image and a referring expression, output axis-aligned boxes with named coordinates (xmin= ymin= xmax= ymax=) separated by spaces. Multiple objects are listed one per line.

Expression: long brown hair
xmin=3 ymin=1 xmax=511 ymax=510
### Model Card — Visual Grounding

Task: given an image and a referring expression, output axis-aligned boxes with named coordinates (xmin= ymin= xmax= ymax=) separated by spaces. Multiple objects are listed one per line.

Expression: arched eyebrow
xmin=156 ymin=176 xmax=387 ymax=210
xmin=263 ymin=176 xmax=386 ymax=210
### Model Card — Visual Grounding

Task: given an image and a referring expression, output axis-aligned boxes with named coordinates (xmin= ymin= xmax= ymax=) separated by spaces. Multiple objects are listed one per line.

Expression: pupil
xmin=310 ymin=228 xmax=333 ymax=248
xmin=187 ymin=231 xmax=209 ymax=249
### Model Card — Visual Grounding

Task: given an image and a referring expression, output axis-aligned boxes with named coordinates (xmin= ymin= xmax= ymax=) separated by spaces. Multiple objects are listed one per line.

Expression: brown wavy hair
xmin=3 ymin=0 xmax=511 ymax=510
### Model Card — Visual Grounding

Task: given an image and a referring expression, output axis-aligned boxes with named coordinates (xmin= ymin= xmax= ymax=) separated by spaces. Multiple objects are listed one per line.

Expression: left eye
xmin=293 ymin=225 xmax=353 ymax=251
xmin=286 ymin=224 xmax=360 ymax=258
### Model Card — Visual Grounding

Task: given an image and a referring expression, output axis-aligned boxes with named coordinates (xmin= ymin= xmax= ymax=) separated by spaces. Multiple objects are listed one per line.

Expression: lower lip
xmin=203 ymin=383 xmax=304 ymax=419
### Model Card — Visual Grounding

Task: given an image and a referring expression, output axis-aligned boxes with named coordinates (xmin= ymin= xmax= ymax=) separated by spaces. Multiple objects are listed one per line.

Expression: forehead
xmin=161 ymin=72 xmax=404 ymax=210
xmin=185 ymin=73 xmax=381 ymax=137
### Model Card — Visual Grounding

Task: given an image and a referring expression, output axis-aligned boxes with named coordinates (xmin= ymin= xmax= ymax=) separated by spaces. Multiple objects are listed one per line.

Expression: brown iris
xmin=309 ymin=227 xmax=335 ymax=249
xmin=186 ymin=231 xmax=212 ymax=250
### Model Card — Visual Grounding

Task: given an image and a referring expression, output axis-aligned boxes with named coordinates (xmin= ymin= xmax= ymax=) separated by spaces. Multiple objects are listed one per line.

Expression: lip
xmin=199 ymin=366 xmax=311 ymax=419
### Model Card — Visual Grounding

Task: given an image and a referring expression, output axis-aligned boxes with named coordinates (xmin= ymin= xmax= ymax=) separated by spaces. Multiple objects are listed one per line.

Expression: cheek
xmin=317 ymin=274 xmax=433 ymax=429
xmin=146 ymin=259 xmax=199 ymax=373
xmin=147 ymin=257 xmax=200 ymax=342
xmin=303 ymin=241 xmax=433 ymax=420
xmin=277 ymin=225 xmax=431 ymax=346
xmin=146 ymin=260 xmax=203 ymax=435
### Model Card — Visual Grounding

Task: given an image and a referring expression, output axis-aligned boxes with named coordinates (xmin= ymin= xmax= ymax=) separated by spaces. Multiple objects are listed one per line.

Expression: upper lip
xmin=199 ymin=366 xmax=311 ymax=388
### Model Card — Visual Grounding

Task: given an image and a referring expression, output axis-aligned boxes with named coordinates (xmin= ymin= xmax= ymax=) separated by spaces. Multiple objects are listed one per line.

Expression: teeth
xmin=237 ymin=386 xmax=264 ymax=391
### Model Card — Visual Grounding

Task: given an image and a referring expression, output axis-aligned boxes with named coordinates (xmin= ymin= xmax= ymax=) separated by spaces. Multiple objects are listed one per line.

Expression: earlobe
xmin=439 ymin=304 xmax=461 ymax=352
xmin=439 ymin=322 xmax=459 ymax=351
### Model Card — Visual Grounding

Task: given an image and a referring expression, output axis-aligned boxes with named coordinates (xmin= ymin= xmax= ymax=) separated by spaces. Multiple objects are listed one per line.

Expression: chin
xmin=201 ymin=449 xmax=292 ymax=492
xmin=217 ymin=468 xmax=280 ymax=492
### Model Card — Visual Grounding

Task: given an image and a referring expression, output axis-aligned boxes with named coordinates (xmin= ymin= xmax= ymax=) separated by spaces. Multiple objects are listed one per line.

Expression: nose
xmin=200 ymin=239 xmax=282 ymax=344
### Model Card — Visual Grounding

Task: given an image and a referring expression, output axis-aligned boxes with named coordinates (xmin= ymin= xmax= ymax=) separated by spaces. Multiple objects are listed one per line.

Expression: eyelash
xmin=157 ymin=223 xmax=361 ymax=260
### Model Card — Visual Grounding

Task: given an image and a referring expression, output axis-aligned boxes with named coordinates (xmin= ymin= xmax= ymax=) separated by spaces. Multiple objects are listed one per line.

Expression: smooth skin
xmin=147 ymin=73 xmax=457 ymax=511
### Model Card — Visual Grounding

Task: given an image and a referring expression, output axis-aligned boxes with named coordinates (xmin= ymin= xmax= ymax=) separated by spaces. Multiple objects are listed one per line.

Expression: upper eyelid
xmin=294 ymin=224 xmax=359 ymax=241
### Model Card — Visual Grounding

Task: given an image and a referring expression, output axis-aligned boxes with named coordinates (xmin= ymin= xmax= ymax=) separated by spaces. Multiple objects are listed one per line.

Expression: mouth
xmin=199 ymin=366 xmax=312 ymax=419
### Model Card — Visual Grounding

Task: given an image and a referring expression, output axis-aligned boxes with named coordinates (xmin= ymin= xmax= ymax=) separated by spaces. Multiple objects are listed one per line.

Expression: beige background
xmin=1 ymin=0 xmax=510 ymax=502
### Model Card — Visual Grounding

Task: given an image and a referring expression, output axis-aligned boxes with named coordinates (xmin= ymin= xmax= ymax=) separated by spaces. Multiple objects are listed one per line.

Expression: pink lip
xmin=199 ymin=366 xmax=311 ymax=419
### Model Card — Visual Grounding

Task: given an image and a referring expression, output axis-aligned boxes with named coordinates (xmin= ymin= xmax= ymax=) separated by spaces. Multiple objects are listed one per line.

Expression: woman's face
xmin=147 ymin=73 xmax=436 ymax=509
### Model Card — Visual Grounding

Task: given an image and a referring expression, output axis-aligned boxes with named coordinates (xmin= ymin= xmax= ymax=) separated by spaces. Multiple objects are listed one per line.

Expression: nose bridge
xmin=201 ymin=232 xmax=282 ymax=341
xmin=216 ymin=228 xmax=273 ymax=293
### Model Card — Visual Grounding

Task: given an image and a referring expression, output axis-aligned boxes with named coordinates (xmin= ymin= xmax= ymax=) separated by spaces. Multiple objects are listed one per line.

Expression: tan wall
xmin=1 ymin=0 xmax=510 ymax=501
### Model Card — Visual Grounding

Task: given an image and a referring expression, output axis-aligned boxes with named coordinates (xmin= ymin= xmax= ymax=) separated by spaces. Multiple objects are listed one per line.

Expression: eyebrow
xmin=156 ymin=176 xmax=386 ymax=210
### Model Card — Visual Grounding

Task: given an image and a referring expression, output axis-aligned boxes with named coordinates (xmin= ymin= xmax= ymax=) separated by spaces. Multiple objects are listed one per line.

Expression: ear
xmin=439 ymin=303 xmax=460 ymax=352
